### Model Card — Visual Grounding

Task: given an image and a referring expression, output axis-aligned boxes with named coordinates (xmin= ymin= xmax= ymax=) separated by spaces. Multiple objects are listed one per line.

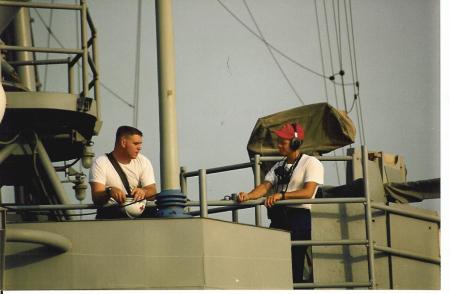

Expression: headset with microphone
xmin=290 ymin=123 xmax=303 ymax=150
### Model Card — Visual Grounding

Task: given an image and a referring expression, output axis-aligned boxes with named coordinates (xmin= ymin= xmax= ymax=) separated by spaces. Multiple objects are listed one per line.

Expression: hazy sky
xmin=2 ymin=0 xmax=441 ymax=224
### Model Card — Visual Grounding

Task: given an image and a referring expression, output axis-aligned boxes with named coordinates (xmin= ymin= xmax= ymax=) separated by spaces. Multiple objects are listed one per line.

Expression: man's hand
xmin=237 ymin=192 xmax=250 ymax=202
xmin=110 ymin=187 xmax=127 ymax=204
xmin=265 ymin=193 xmax=282 ymax=208
xmin=131 ymin=187 xmax=146 ymax=201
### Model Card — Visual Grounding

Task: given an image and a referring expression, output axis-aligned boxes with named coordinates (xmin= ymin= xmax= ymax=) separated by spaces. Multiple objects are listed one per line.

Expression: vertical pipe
xmin=80 ymin=0 xmax=88 ymax=100
xmin=133 ymin=0 xmax=142 ymax=128
xmin=199 ymin=169 xmax=207 ymax=218
xmin=13 ymin=7 xmax=36 ymax=91
xmin=254 ymin=154 xmax=262 ymax=226
xmin=155 ymin=0 xmax=180 ymax=190
xmin=362 ymin=145 xmax=376 ymax=289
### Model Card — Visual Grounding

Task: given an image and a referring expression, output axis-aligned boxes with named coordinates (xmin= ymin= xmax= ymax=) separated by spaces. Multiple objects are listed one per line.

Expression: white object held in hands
xmin=122 ymin=198 xmax=146 ymax=219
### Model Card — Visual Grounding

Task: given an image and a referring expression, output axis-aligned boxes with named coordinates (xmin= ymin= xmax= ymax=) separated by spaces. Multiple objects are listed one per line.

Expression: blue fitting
xmin=156 ymin=189 xmax=191 ymax=218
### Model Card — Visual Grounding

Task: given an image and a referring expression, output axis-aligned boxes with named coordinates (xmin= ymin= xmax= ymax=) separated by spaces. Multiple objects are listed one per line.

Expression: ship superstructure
xmin=0 ymin=0 xmax=440 ymax=290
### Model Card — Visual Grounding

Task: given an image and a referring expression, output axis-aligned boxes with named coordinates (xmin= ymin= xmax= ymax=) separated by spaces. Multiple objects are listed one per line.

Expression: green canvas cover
xmin=384 ymin=178 xmax=440 ymax=203
xmin=247 ymin=103 xmax=356 ymax=175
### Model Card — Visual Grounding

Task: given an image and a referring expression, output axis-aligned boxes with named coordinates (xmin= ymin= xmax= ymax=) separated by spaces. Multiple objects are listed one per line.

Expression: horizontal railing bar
xmin=2 ymin=204 xmax=96 ymax=210
xmin=7 ymin=58 xmax=70 ymax=66
xmin=1 ymin=202 xmax=157 ymax=211
xmin=183 ymin=155 xmax=353 ymax=178
xmin=371 ymin=202 xmax=440 ymax=223
xmin=186 ymin=200 xmax=261 ymax=207
xmin=374 ymin=245 xmax=440 ymax=265
xmin=183 ymin=162 xmax=252 ymax=177
xmin=188 ymin=197 xmax=365 ymax=206
xmin=0 ymin=1 xmax=81 ymax=10
xmin=294 ymin=281 xmax=371 ymax=289
xmin=275 ymin=197 xmax=365 ymax=205
xmin=0 ymin=45 xmax=83 ymax=54
xmin=259 ymin=155 xmax=352 ymax=162
xmin=2 ymin=197 xmax=366 ymax=211
xmin=292 ymin=239 xmax=368 ymax=246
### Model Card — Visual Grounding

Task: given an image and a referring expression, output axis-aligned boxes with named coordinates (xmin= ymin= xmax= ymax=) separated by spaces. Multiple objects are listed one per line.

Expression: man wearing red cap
xmin=238 ymin=122 xmax=324 ymax=284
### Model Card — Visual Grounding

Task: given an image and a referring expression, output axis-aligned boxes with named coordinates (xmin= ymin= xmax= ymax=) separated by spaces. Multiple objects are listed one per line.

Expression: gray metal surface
xmin=4 ymin=218 xmax=292 ymax=290
xmin=388 ymin=203 xmax=440 ymax=289
xmin=311 ymin=148 xmax=439 ymax=289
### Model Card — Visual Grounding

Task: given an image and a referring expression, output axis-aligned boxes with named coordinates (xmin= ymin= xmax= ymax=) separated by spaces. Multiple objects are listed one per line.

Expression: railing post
xmin=180 ymin=166 xmax=187 ymax=195
xmin=80 ymin=0 xmax=89 ymax=103
xmin=180 ymin=166 xmax=189 ymax=213
xmin=362 ymin=145 xmax=376 ymax=289
xmin=231 ymin=193 xmax=239 ymax=223
xmin=232 ymin=209 xmax=239 ymax=223
xmin=254 ymin=154 xmax=262 ymax=226
xmin=91 ymin=28 xmax=101 ymax=122
xmin=199 ymin=169 xmax=208 ymax=218
xmin=68 ymin=57 xmax=75 ymax=94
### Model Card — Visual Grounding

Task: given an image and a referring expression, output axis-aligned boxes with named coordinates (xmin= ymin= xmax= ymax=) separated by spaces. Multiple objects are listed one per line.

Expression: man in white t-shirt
xmin=238 ymin=122 xmax=324 ymax=284
xmin=89 ymin=126 xmax=157 ymax=219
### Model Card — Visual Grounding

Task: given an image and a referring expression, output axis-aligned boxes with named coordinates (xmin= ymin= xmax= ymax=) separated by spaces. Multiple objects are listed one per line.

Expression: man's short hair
xmin=115 ymin=126 xmax=143 ymax=145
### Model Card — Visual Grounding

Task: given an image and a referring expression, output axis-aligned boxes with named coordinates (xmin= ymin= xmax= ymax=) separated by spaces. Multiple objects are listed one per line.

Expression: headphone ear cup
xmin=290 ymin=138 xmax=302 ymax=150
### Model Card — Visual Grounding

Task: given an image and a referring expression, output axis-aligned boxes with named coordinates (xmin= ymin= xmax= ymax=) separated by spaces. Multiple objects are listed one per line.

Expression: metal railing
xmin=179 ymin=145 xmax=440 ymax=289
xmin=0 ymin=0 xmax=100 ymax=117
xmin=0 ymin=145 xmax=441 ymax=289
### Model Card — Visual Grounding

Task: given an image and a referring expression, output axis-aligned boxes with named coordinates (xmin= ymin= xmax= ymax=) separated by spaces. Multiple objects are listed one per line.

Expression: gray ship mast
xmin=155 ymin=0 xmax=180 ymax=191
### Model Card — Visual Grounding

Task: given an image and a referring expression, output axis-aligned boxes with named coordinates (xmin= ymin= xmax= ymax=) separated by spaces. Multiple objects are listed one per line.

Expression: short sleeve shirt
xmin=89 ymin=153 xmax=155 ymax=204
xmin=265 ymin=154 xmax=324 ymax=209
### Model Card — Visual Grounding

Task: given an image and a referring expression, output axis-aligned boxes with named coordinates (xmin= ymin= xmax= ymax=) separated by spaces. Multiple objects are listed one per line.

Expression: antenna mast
xmin=155 ymin=0 xmax=180 ymax=190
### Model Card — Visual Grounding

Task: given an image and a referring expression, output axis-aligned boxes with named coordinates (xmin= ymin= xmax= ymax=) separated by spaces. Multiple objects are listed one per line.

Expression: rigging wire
xmin=218 ymin=0 xmax=355 ymax=88
xmin=242 ymin=0 xmax=305 ymax=105
xmin=343 ymin=0 xmax=363 ymax=142
xmin=333 ymin=0 xmax=349 ymax=113
xmin=217 ymin=0 xmax=328 ymax=80
xmin=314 ymin=0 xmax=330 ymax=103
xmin=348 ymin=0 xmax=366 ymax=145
xmin=133 ymin=0 xmax=143 ymax=127
xmin=32 ymin=7 xmax=134 ymax=108
xmin=322 ymin=0 xmax=340 ymax=109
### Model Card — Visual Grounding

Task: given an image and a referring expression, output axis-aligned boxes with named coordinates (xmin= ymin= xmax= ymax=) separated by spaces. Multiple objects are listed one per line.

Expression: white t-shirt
xmin=264 ymin=154 xmax=324 ymax=210
xmin=89 ymin=153 xmax=156 ymax=204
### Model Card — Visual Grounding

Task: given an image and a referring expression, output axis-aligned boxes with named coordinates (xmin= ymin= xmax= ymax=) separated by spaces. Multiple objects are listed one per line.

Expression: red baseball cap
xmin=273 ymin=123 xmax=304 ymax=140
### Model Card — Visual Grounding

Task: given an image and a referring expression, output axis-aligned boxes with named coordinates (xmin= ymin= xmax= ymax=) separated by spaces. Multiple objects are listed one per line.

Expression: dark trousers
xmin=269 ymin=207 xmax=311 ymax=284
